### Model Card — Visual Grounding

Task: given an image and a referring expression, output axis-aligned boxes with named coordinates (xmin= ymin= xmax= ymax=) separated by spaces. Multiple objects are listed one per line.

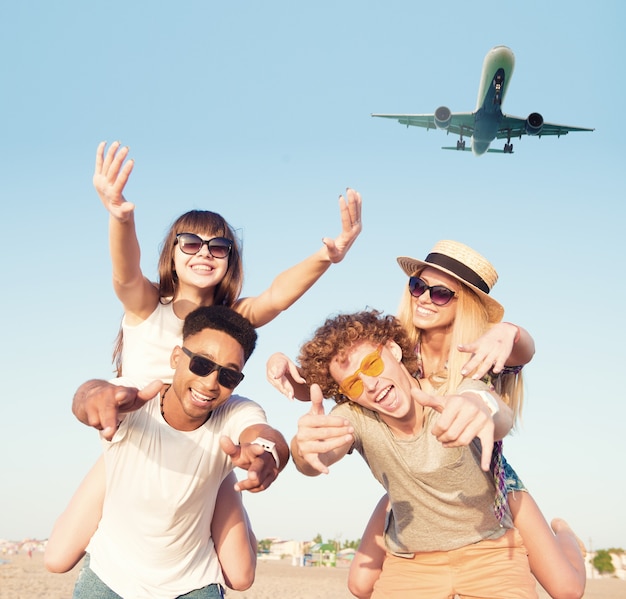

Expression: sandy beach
xmin=1 ymin=552 xmax=624 ymax=598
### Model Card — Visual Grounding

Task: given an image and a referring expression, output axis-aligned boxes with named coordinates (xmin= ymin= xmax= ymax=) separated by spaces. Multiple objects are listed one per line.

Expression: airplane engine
xmin=525 ymin=112 xmax=544 ymax=135
xmin=434 ymin=106 xmax=452 ymax=130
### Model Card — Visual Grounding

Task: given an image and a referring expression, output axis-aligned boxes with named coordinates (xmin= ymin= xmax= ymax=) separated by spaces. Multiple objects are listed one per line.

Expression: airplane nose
xmin=472 ymin=140 xmax=490 ymax=156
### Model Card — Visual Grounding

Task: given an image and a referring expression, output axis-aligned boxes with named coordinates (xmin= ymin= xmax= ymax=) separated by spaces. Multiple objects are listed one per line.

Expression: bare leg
xmin=45 ymin=456 xmax=105 ymax=573
xmin=510 ymin=491 xmax=586 ymax=599
xmin=348 ymin=495 xmax=388 ymax=599
xmin=211 ymin=472 xmax=257 ymax=591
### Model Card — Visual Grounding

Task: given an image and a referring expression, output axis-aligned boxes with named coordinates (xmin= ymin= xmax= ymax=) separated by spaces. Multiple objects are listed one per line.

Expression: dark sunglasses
xmin=175 ymin=233 xmax=233 ymax=259
xmin=182 ymin=347 xmax=244 ymax=389
xmin=339 ymin=344 xmax=384 ymax=400
xmin=408 ymin=276 xmax=456 ymax=306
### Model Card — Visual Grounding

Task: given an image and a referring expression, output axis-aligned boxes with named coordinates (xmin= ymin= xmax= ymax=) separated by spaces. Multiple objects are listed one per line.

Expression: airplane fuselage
xmin=471 ymin=46 xmax=515 ymax=155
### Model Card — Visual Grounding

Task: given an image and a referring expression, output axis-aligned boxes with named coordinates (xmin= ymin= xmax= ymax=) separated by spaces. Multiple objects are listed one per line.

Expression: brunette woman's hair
xmin=112 ymin=209 xmax=243 ymax=375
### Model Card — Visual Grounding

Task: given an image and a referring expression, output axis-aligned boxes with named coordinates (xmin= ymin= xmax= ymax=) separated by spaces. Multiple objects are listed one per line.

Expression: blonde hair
xmin=397 ymin=269 xmax=524 ymax=423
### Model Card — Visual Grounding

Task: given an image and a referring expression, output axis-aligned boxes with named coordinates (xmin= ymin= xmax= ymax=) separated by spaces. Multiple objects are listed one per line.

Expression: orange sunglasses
xmin=339 ymin=344 xmax=385 ymax=400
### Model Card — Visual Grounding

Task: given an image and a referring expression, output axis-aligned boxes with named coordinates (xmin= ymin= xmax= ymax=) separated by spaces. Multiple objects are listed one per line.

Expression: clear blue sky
xmin=1 ymin=1 xmax=624 ymax=553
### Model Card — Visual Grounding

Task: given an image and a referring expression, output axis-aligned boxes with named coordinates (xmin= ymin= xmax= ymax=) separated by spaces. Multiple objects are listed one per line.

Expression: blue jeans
xmin=73 ymin=555 xmax=225 ymax=598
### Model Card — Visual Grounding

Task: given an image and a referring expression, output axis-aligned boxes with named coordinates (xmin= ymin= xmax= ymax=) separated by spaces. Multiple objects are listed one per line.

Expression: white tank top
xmin=121 ymin=301 xmax=182 ymax=386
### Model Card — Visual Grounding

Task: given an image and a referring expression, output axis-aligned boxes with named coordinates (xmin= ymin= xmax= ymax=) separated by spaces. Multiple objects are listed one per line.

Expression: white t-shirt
xmin=87 ymin=381 xmax=267 ymax=599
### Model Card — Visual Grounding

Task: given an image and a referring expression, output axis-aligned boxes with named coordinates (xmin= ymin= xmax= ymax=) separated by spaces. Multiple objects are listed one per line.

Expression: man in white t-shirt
xmin=71 ymin=305 xmax=289 ymax=599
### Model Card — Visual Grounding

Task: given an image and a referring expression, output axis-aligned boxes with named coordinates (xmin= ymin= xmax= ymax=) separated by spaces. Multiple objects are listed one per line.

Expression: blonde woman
xmin=268 ymin=240 xmax=585 ymax=599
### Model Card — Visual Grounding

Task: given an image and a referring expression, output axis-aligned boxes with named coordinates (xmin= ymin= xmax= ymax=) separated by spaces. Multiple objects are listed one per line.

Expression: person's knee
xmin=541 ymin=578 xmax=585 ymax=599
xmin=224 ymin=569 xmax=255 ymax=591
xmin=347 ymin=575 xmax=373 ymax=599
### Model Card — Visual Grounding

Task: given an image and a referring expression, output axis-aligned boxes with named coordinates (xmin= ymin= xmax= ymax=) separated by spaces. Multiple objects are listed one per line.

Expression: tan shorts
xmin=372 ymin=528 xmax=537 ymax=599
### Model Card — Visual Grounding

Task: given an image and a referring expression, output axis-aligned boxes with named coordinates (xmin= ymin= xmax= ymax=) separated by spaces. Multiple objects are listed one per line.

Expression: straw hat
xmin=397 ymin=240 xmax=504 ymax=323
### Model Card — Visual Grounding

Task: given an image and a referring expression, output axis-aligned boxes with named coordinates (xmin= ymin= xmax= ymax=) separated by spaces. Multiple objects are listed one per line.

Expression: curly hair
xmin=298 ymin=309 xmax=419 ymax=404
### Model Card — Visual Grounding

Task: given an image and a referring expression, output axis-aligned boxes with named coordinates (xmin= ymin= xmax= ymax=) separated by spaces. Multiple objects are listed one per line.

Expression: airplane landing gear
xmin=457 ymin=126 xmax=466 ymax=150
xmin=503 ymin=128 xmax=513 ymax=153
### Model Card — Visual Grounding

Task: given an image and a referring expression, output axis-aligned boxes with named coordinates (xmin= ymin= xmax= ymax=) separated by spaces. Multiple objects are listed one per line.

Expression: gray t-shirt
xmin=331 ymin=400 xmax=511 ymax=555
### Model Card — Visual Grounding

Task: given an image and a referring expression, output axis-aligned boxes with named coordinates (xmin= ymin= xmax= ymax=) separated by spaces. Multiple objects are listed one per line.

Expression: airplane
xmin=371 ymin=45 xmax=594 ymax=155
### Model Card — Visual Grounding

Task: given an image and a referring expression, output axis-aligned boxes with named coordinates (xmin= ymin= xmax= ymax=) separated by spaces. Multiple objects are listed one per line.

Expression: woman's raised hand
xmin=93 ymin=141 xmax=135 ymax=222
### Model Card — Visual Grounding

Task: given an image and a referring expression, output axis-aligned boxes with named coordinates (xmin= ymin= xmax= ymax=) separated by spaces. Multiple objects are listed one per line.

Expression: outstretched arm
xmin=93 ymin=141 xmax=158 ymax=321
xmin=219 ymin=423 xmax=290 ymax=493
xmin=72 ymin=379 xmax=162 ymax=440
xmin=415 ymin=386 xmax=513 ymax=471
xmin=458 ymin=322 xmax=535 ymax=379
xmin=291 ymin=385 xmax=354 ymax=476
xmin=235 ymin=189 xmax=362 ymax=328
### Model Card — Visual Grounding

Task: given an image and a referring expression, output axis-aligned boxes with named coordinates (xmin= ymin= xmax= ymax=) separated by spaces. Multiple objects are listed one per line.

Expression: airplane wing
xmin=442 ymin=146 xmax=510 ymax=153
xmin=497 ymin=114 xmax=595 ymax=139
xmin=372 ymin=113 xmax=475 ymax=136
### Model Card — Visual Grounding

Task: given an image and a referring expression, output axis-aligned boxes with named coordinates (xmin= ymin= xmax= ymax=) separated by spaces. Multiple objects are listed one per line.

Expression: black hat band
xmin=425 ymin=252 xmax=490 ymax=294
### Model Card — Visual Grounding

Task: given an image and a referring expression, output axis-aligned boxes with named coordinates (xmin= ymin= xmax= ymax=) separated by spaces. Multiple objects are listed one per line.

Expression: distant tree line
xmin=311 ymin=533 xmax=361 ymax=550
xmin=592 ymin=547 xmax=624 ymax=575
xmin=257 ymin=534 xmax=362 ymax=554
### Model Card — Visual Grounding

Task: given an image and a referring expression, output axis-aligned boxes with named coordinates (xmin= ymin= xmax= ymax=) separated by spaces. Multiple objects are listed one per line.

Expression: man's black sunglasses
xmin=182 ymin=347 xmax=244 ymax=389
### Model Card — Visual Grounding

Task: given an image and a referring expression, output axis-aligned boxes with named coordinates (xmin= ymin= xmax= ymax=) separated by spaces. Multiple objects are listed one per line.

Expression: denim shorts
xmin=73 ymin=554 xmax=226 ymax=599
xmin=501 ymin=455 xmax=528 ymax=494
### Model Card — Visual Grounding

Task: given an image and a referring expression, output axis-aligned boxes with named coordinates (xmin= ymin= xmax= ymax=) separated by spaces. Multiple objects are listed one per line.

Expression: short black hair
xmin=183 ymin=305 xmax=257 ymax=362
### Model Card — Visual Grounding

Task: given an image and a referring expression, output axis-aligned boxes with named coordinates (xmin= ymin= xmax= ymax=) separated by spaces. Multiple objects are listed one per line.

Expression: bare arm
xmin=504 ymin=324 xmax=535 ymax=365
xmin=219 ymin=423 xmax=290 ymax=493
xmin=93 ymin=141 xmax=158 ymax=321
xmin=44 ymin=456 xmax=106 ymax=573
xmin=72 ymin=379 xmax=162 ymax=440
xmin=234 ymin=189 xmax=362 ymax=328
xmin=458 ymin=322 xmax=535 ymax=379
xmin=290 ymin=385 xmax=354 ymax=476
xmin=266 ymin=352 xmax=311 ymax=401
xmin=214 ymin=426 xmax=289 ymax=584
xmin=414 ymin=386 xmax=513 ymax=471
xmin=458 ymin=389 xmax=514 ymax=441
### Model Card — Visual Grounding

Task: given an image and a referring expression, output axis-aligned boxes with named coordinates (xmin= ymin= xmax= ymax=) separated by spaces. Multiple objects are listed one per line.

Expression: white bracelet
xmin=468 ymin=390 xmax=500 ymax=416
xmin=251 ymin=437 xmax=280 ymax=469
